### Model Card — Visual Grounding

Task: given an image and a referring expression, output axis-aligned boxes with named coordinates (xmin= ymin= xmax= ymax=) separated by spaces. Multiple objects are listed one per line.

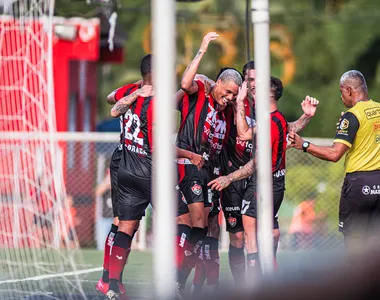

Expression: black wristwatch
xmin=302 ymin=141 xmax=310 ymax=152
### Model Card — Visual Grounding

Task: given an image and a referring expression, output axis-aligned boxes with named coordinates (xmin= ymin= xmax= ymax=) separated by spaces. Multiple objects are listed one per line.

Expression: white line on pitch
xmin=0 ymin=267 xmax=103 ymax=285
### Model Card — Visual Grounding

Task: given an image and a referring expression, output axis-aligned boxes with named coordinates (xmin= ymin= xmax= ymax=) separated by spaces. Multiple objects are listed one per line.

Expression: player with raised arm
xmin=104 ymin=54 xmax=154 ymax=300
xmin=194 ymin=61 xmax=319 ymax=287
xmin=209 ymin=76 xmax=318 ymax=284
xmin=175 ymin=32 xmax=242 ymax=297
xmin=96 ymin=55 xmax=153 ymax=298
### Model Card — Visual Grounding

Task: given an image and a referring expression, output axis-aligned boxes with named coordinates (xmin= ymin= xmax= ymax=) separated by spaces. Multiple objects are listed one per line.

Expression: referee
xmin=289 ymin=70 xmax=380 ymax=250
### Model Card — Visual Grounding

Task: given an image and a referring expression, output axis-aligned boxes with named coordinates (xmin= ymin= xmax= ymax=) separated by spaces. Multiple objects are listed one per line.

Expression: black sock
xmin=228 ymin=244 xmax=245 ymax=286
xmin=247 ymin=252 xmax=259 ymax=268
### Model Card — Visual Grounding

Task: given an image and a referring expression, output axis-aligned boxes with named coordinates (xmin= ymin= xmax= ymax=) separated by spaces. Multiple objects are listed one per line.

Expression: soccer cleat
xmin=96 ymin=278 xmax=110 ymax=295
xmin=175 ymin=282 xmax=185 ymax=300
xmin=118 ymin=283 xmax=130 ymax=300
xmin=104 ymin=289 xmax=119 ymax=300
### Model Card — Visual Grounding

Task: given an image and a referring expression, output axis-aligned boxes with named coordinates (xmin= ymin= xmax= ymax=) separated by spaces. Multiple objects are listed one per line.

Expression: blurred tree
xmin=54 ymin=0 xmax=380 ymax=136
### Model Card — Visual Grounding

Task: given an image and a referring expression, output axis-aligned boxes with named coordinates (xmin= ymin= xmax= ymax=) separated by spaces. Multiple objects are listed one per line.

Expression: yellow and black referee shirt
xmin=334 ymin=100 xmax=380 ymax=173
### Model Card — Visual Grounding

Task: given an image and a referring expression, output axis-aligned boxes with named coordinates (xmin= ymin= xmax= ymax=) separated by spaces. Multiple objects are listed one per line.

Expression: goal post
xmin=0 ymin=1 xmax=86 ymax=298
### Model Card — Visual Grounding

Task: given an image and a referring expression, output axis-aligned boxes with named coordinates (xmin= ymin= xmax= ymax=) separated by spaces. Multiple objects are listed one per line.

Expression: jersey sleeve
xmin=334 ymin=111 xmax=359 ymax=148
xmin=113 ymin=84 xmax=138 ymax=102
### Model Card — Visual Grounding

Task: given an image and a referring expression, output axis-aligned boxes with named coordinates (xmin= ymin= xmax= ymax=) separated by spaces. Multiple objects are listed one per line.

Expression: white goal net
xmin=0 ymin=0 xmax=86 ymax=298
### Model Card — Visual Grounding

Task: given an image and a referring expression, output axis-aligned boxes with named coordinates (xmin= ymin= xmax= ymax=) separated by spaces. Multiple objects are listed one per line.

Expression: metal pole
xmin=252 ymin=0 xmax=274 ymax=275
xmin=152 ymin=0 xmax=176 ymax=298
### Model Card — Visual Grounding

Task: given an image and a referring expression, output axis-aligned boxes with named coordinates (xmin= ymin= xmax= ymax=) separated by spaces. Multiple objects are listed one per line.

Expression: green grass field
xmin=0 ymin=248 xmax=344 ymax=299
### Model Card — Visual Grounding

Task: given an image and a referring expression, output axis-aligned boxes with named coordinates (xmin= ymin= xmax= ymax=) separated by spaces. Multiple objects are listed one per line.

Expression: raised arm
xmin=235 ymin=81 xmax=255 ymax=141
xmin=180 ymin=32 xmax=218 ymax=95
xmin=110 ymin=85 xmax=153 ymax=118
xmin=288 ymin=96 xmax=319 ymax=133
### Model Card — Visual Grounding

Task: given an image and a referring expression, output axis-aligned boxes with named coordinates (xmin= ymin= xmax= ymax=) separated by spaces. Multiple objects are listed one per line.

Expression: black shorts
xmin=177 ymin=163 xmax=206 ymax=206
xmin=242 ymin=177 xmax=285 ymax=229
xmin=176 ymin=185 xmax=190 ymax=217
xmin=339 ymin=171 xmax=380 ymax=237
xmin=221 ymin=179 xmax=245 ymax=233
xmin=110 ymin=146 xmax=122 ymax=217
xmin=117 ymin=167 xmax=151 ymax=221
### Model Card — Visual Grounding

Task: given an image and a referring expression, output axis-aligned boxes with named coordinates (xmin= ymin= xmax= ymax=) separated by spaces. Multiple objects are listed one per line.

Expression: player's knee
xmin=229 ymin=232 xmax=244 ymax=248
xmin=273 ymin=229 xmax=280 ymax=244
xmin=118 ymin=220 xmax=139 ymax=236
xmin=176 ymin=213 xmax=192 ymax=227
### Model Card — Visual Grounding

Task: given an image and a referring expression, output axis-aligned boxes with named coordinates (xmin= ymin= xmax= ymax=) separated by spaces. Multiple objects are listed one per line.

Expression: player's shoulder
xmin=271 ymin=110 xmax=287 ymax=123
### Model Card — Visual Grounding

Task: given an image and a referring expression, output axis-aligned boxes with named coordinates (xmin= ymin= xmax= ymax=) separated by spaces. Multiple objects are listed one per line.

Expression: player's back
xmin=120 ymin=96 xmax=154 ymax=178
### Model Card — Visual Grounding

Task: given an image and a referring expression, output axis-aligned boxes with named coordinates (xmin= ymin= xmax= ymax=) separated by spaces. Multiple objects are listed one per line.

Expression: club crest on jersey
xmin=191 ymin=183 xmax=202 ymax=196
xmin=227 ymin=216 xmax=237 ymax=227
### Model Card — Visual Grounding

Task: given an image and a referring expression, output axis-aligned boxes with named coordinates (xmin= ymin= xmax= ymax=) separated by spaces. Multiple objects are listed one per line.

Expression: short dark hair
xmin=140 ymin=54 xmax=152 ymax=77
xmin=216 ymin=67 xmax=244 ymax=81
xmin=270 ymin=76 xmax=283 ymax=101
xmin=242 ymin=61 xmax=255 ymax=76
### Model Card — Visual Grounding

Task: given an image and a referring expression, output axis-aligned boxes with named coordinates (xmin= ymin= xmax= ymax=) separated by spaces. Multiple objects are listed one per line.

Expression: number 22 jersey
xmin=120 ymin=96 xmax=154 ymax=178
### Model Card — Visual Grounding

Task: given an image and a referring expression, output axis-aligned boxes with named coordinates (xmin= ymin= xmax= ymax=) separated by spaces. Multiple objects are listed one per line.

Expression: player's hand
xmin=194 ymin=74 xmax=215 ymax=95
xmin=336 ymin=111 xmax=345 ymax=130
xmin=208 ymin=176 xmax=232 ymax=191
xmin=301 ymin=95 xmax=319 ymax=117
xmin=190 ymin=152 xmax=204 ymax=170
xmin=199 ymin=32 xmax=219 ymax=53
xmin=236 ymin=81 xmax=248 ymax=104
xmin=288 ymin=131 xmax=304 ymax=150
xmin=138 ymin=85 xmax=154 ymax=97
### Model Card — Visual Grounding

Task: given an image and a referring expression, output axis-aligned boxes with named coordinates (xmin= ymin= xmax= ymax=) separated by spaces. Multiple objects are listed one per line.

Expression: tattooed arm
xmin=288 ymin=96 xmax=319 ymax=133
xmin=110 ymin=85 xmax=153 ymax=117
xmin=107 ymin=80 xmax=143 ymax=104
xmin=208 ymin=158 xmax=255 ymax=191
xmin=180 ymin=32 xmax=218 ymax=95
xmin=235 ymin=81 xmax=255 ymax=141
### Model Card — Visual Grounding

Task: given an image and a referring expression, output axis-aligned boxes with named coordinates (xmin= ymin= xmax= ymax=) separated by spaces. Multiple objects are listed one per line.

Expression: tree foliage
xmin=55 ymin=0 xmax=380 ymax=134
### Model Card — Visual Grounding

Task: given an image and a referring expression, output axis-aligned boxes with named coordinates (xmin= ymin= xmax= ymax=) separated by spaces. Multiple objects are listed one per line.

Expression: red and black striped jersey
xmin=271 ymin=110 xmax=287 ymax=176
xmin=113 ymin=83 xmax=140 ymax=144
xmin=121 ymin=96 xmax=154 ymax=177
xmin=220 ymin=98 xmax=256 ymax=174
xmin=176 ymin=80 xmax=227 ymax=161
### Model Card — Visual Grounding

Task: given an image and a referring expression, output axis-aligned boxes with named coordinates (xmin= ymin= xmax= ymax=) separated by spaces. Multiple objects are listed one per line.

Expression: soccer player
xmin=96 ymin=56 xmax=153 ymax=297
xmin=105 ymin=54 xmax=154 ymax=300
xmin=175 ymin=32 xmax=242 ymax=296
xmin=289 ymin=70 xmax=380 ymax=251
xmin=196 ymin=61 xmax=319 ymax=286
xmin=209 ymin=76 xmax=316 ymax=281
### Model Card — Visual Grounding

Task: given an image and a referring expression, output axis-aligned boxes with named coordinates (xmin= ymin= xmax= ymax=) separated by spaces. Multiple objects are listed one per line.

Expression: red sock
xmin=176 ymin=225 xmax=191 ymax=268
xmin=102 ymin=224 xmax=118 ymax=282
xmin=203 ymin=237 xmax=219 ymax=286
xmin=109 ymin=232 xmax=132 ymax=288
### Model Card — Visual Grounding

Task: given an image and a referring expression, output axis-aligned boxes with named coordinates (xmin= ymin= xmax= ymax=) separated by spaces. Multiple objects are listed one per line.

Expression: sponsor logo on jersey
xmin=191 ymin=183 xmax=202 ymax=196
xmin=374 ymin=122 xmax=380 ymax=131
xmin=365 ymin=107 xmax=380 ymax=120
xmin=273 ymin=169 xmax=286 ymax=178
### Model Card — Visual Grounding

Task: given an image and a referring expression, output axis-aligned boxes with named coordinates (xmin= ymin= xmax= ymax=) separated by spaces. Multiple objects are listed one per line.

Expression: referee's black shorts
xmin=339 ymin=170 xmax=380 ymax=237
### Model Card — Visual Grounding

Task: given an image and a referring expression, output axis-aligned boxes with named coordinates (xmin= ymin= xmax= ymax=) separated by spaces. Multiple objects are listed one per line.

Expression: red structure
xmin=0 ymin=16 xmax=123 ymax=247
